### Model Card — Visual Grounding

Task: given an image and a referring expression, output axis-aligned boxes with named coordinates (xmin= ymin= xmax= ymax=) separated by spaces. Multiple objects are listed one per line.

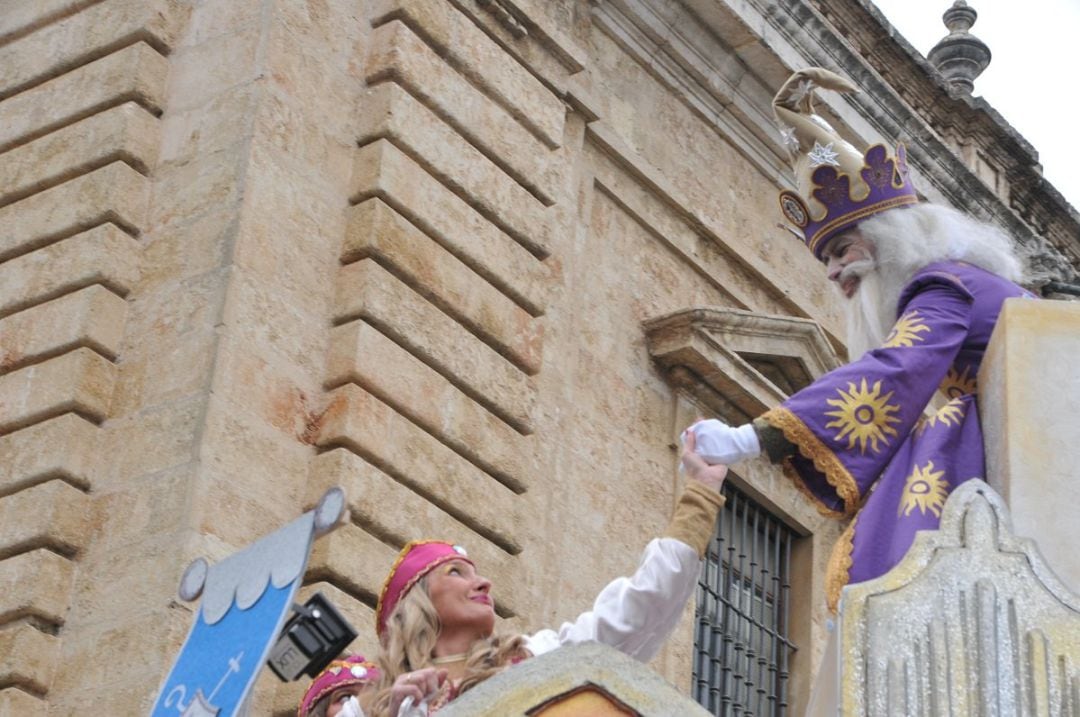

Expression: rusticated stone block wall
xmin=14 ymin=1 xmax=1071 ymax=715
xmin=280 ymin=5 xmax=570 ymax=711
xmin=0 ymin=1 xmax=176 ymax=713
xmin=1 ymin=0 xmax=370 ymax=711
xmin=0 ymin=1 xmax=857 ymax=714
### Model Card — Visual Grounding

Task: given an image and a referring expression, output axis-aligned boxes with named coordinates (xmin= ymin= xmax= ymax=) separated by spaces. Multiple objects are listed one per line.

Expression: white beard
xmin=834 ymin=202 xmax=1027 ymax=361
xmin=841 ymin=259 xmax=905 ymax=360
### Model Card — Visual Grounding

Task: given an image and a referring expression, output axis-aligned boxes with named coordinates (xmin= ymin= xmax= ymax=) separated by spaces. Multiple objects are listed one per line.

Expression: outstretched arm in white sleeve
xmin=523 ymin=430 xmax=728 ymax=662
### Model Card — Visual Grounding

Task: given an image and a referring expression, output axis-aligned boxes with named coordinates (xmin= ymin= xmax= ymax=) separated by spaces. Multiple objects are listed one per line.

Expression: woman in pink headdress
xmin=298 ymin=654 xmax=381 ymax=717
xmin=365 ymin=433 xmax=729 ymax=717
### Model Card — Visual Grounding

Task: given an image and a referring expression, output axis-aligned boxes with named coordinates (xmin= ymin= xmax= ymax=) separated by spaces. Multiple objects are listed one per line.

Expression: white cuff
xmin=732 ymin=423 xmax=761 ymax=461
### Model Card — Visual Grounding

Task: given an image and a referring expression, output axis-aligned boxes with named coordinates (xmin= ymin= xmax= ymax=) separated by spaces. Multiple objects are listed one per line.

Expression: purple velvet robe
xmin=760 ymin=261 xmax=1036 ymax=609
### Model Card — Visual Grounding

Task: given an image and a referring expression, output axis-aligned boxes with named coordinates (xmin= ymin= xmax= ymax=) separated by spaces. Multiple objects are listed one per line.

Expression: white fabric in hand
xmin=682 ymin=419 xmax=760 ymax=465
xmin=341 ymin=696 xmax=367 ymax=717
xmin=397 ymin=695 xmax=429 ymax=717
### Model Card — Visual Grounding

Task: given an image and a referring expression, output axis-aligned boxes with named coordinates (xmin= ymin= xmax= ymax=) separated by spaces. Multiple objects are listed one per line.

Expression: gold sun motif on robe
xmin=898 ymin=461 xmax=950 ymax=518
xmin=939 ymin=364 xmax=978 ymax=399
xmin=916 ymin=398 xmax=967 ymax=435
xmin=824 ymin=378 xmax=902 ymax=454
xmin=882 ymin=310 xmax=931 ymax=348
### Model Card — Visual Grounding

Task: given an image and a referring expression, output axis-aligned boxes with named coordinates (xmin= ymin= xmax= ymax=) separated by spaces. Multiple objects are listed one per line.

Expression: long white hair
xmin=842 ymin=203 xmax=1025 ymax=358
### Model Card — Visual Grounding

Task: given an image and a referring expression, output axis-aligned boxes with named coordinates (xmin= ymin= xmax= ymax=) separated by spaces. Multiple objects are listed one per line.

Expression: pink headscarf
xmin=297 ymin=654 xmax=380 ymax=717
xmin=375 ymin=540 xmax=473 ymax=638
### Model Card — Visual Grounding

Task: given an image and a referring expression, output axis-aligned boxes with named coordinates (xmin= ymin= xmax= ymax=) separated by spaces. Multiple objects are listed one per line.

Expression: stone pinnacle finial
xmin=927 ymin=0 xmax=991 ymax=94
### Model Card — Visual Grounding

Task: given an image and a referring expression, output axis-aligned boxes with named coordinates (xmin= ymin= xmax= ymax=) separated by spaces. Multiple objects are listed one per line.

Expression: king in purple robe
xmin=684 ymin=68 xmax=1036 ymax=610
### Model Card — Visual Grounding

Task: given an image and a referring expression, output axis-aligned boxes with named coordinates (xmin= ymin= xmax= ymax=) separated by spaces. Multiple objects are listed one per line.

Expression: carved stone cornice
xmin=590 ymin=0 xmax=1080 ymax=281
xmin=644 ymin=307 xmax=842 ymax=423
xmin=590 ymin=0 xmax=791 ymax=184
xmin=803 ymin=0 xmax=1080 ymax=278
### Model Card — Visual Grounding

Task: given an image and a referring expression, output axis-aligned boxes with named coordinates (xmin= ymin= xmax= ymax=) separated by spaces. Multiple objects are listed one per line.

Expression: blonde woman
xmin=366 ymin=430 xmax=729 ymax=716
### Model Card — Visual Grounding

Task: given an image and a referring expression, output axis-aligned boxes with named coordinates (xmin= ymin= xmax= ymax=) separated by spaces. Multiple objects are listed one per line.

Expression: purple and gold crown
xmin=773 ymin=68 xmax=919 ymax=260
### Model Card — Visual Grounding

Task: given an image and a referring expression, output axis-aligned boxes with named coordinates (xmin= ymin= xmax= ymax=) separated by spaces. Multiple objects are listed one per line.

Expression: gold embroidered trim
xmin=808 ymin=194 xmax=919 ymax=254
xmin=763 ymin=406 xmax=860 ymax=517
xmin=781 ymin=461 xmax=847 ymax=520
xmin=825 ymin=516 xmax=857 ymax=614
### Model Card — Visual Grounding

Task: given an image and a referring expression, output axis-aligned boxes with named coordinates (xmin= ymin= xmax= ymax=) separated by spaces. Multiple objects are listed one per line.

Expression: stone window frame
xmin=645 ymin=307 xmax=845 ymax=715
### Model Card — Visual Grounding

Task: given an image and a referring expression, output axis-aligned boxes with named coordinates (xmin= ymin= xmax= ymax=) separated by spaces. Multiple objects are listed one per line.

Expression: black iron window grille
xmin=693 ymin=482 xmax=797 ymax=716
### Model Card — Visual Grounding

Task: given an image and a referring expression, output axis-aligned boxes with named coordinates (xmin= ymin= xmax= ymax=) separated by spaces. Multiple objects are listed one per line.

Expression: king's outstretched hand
xmin=681 ymin=418 xmax=761 ymax=466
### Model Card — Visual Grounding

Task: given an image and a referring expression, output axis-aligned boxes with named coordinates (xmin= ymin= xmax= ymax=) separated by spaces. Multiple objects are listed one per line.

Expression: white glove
xmin=341 ymin=695 xmax=367 ymax=717
xmin=681 ymin=419 xmax=760 ymax=465
xmin=397 ymin=695 xmax=429 ymax=717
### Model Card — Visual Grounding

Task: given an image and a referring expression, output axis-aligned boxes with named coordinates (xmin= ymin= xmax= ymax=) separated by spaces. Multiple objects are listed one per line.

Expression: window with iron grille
xmin=693 ymin=482 xmax=797 ymax=716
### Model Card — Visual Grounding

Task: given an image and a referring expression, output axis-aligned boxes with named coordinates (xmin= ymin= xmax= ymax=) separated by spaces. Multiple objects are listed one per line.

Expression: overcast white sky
xmin=869 ymin=0 xmax=1080 ymax=211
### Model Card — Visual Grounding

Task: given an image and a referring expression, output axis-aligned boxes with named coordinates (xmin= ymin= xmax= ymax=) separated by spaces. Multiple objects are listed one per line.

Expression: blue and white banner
xmin=151 ymin=511 xmax=318 ymax=717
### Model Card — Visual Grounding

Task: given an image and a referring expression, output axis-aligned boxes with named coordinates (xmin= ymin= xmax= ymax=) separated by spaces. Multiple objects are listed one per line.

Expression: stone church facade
xmin=0 ymin=0 xmax=1076 ymax=715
